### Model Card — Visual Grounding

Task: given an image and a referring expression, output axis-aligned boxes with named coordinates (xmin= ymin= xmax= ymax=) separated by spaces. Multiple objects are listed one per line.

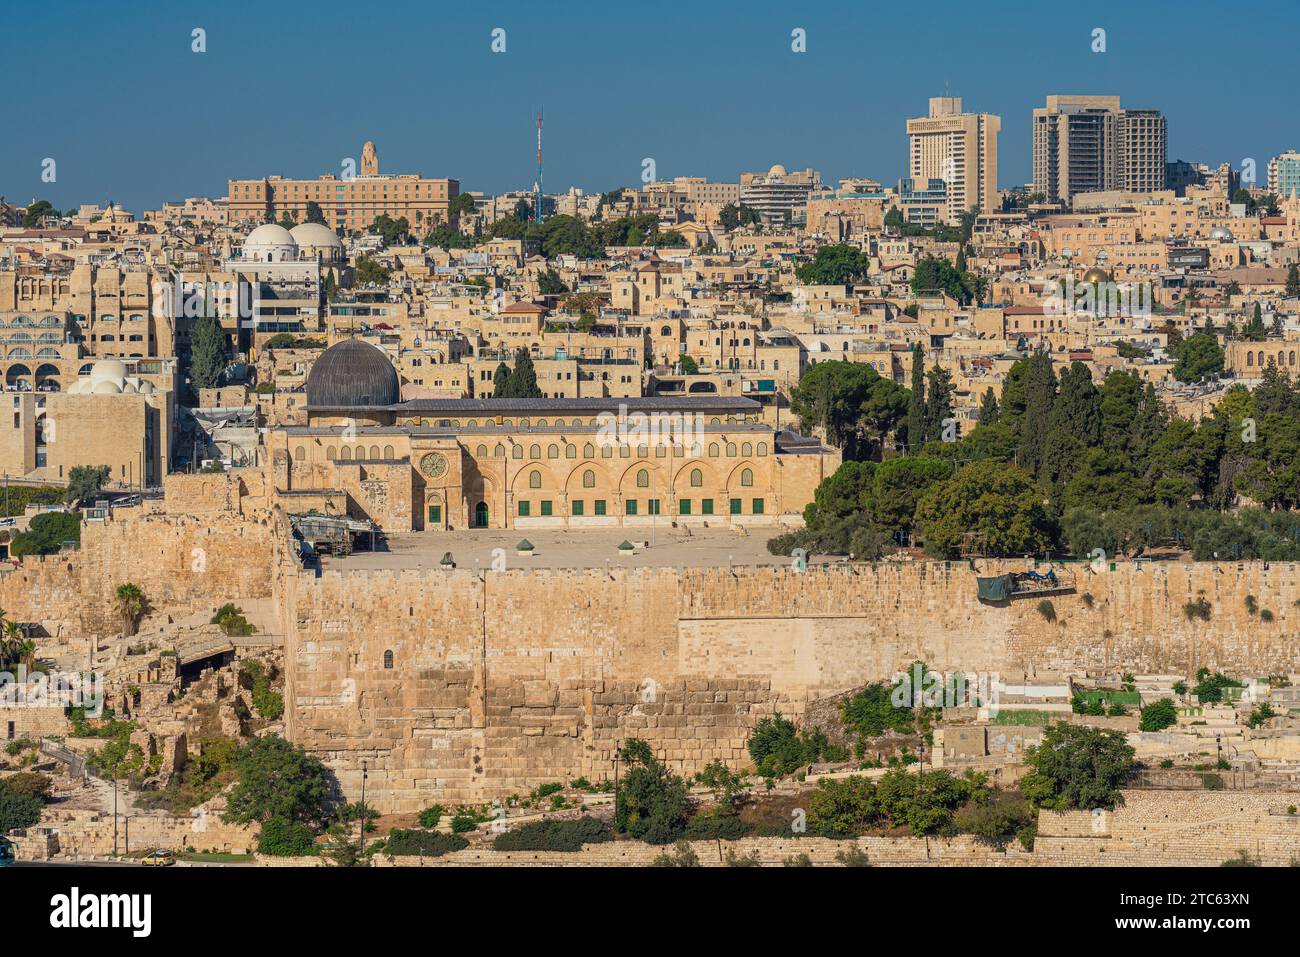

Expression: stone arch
xmin=511 ymin=462 xmax=557 ymax=495
xmin=566 ymin=461 xmax=612 ymax=497
xmin=725 ymin=461 xmax=759 ymax=492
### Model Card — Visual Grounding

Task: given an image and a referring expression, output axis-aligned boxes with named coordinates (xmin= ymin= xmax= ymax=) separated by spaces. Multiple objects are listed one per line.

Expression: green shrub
xmin=1139 ymin=698 xmax=1178 ymax=732
xmin=258 ymin=816 xmax=317 ymax=856
xmin=746 ymin=713 xmax=838 ymax=778
xmin=213 ymin=604 xmax=257 ymax=637
xmin=386 ymin=829 xmax=468 ymax=856
xmin=684 ymin=811 xmax=750 ymax=841
xmin=1200 ymin=773 xmax=1225 ymax=790
xmin=1192 ymin=668 xmax=1242 ymax=704
xmin=615 ymin=739 xmax=691 ymax=845
xmin=492 ymin=816 xmax=611 ymax=852
xmin=417 ymin=804 xmax=444 ymax=829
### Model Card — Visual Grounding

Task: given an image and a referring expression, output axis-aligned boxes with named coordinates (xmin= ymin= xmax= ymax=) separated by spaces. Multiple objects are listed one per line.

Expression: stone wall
xmin=0 ymin=508 xmax=277 ymax=639
xmin=278 ymin=551 xmax=1300 ymax=811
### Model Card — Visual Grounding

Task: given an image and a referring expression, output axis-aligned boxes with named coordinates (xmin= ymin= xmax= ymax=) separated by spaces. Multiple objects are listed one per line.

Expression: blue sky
xmin=1 ymin=0 xmax=1295 ymax=213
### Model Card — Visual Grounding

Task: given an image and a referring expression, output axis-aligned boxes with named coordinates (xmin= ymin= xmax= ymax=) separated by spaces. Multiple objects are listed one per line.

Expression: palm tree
xmin=0 ymin=617 xmax=16 ymax=669
xmin=15 ymin=637 xmax=36 ymax=672
xmin=114 ymin=583 xmax=146 ymax=637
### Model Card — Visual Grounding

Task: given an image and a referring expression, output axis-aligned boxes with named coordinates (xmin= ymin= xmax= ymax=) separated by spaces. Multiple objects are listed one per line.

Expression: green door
xmin=475 ymin=502 xmax=489 ymax=527
xmin=428 ymin=504 xmax=442 ymax=526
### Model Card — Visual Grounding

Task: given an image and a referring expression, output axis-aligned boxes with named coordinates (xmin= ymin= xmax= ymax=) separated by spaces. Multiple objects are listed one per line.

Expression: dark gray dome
xmin=305 ymin=339 xmax=399 ymax=408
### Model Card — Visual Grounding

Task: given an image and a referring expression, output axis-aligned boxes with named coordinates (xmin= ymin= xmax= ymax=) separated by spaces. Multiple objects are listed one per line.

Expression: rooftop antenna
xmin=535 ymin=108 xmax=543 ymax=224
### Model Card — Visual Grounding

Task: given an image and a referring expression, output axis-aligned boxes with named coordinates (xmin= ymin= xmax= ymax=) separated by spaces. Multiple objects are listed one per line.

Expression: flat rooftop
xmin=318 ymin=526 xmax=849 ymax=573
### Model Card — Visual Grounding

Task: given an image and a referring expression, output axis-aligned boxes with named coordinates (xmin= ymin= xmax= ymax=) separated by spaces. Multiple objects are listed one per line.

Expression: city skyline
xmin=3 ymin=0 xmax=1297 ymax=213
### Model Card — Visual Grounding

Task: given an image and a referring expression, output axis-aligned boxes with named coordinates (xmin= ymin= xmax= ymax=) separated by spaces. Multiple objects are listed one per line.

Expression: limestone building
xmin=227 ymin=140 xmax=460 ymax=235
xmin=906 ymin=96 xmax=1001 ymax=224
xmin=265 ymin=339 xmax=836 ymax=531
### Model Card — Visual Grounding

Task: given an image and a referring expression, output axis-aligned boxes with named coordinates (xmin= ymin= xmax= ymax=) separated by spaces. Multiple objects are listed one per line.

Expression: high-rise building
xmin=227 ymin=140 xmax=459 ymax=235
xmin=1117 ymin=109 xmax=1167 ymax=192
xmin=906 ymin=97 xmax=1000 ymax=225
xmin=1032 ymin=96 xmax=1166 ymax=204
xmin=1268 ymin=151 xmax=1300 ymax=198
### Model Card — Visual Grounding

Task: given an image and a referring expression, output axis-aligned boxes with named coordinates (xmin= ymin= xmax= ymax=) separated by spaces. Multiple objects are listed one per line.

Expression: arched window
xmin=339 ymin=446 xmax=352 ymax=460
xmin=547 ymin=444 xmax=559 ymax=459
xmin=370 ymin=445 xmax=381 ymax=460
xmin=583 ymin=469 xmax=595 ymax=488
xmin=477 ymin=444 xmax=488 ymax=457
xmin=383 ymin=650 xmax=394 ymax=669
xmin=326 ymin=446 xmax=336 ymax=460
xmin=726 ymin=443 xmax=737 ymax=457
xmin=565 ymin=444 xmax=576 ymax=459
xmin=636 ymin=445 xmax=648 ymax=458
xmin=1247 ymin=352 xmax=1254 ymax=367
xmin=741 ymin=468 xmax=753 ymax=487
xmin=661 ymin=325 xmax=672 ymax=336
xmin=536 ymin=418 xmax=548 ymax=427
xmin=529 ymin=444 xmax=540 ymax=459
xmin=757 ymin=442 xmax=768 ymax=456
xmin=529 ymin=469 xmax=542 ymax=488
xmin=636 ymin=469 xmax=649 ymax=487
xmin=512 ymin=445 xmax=523 ymax=459
xmin=708 ymin=443 xmax=719 ymax=457
xmin=583 ymin=442 xmax=595 ymax=458
xmin=294 ymin=446 xmax=305 ymax=461
xmin=690 ymin=468 xmax=702 ymax=487
xmin=494 ymin=443 xmax=506 ymax=457
xmin=741 ymin=442 xmax=752 ymax=457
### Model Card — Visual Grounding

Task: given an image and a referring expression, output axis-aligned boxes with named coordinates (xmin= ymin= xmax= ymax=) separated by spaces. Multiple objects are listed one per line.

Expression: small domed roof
xmin=246 ymin=223 xmax=297 ymax=248
xmin=1081 ymin=266 xmax=1110 ymax=284
xmin=1209 ymin=226 xmax=1234 ymax=241
xmin=290 ymin=222 xmax=343 ymax=249
xmin=243 ymin=224 xmax=299 ymax=261
xmin=305 ymin=339 xmax=400 ymax=409
xmin=767 ymin=164 xmax=788 ymax=178
xmin=91 ymin=379 xmax=122 ymax=394
xmin=89 ymin=358 xmax=128 ymax=382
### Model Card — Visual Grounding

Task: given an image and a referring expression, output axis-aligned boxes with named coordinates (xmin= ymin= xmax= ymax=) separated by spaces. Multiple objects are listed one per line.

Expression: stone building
xmin=264 ymin=338 xmax=837 ymax=530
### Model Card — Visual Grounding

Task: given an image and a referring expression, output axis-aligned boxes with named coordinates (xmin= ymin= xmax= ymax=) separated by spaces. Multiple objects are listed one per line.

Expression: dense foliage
xmin=774 ymin=352 xmax=1300 ymax=560
xmin=492 ymin=816 xmax=611 ymax=851
xmin=1019 ymin=723 xmax=1135 ymax=811
xmin=614 ymin=738 xmax=692 ymax=844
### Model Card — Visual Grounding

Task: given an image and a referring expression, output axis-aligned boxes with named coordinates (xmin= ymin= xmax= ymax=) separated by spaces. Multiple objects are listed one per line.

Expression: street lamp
xmin=358 ymin=761 xmax=368 ymax=856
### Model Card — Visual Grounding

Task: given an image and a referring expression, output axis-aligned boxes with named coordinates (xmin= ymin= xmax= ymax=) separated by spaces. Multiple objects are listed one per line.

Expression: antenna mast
xmin=535 ymin=108 xmax=543 ymax=224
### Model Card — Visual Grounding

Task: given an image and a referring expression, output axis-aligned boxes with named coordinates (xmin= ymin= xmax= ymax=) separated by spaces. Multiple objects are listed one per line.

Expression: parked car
xmin=142 ymin=849 xmax=175 ymax=867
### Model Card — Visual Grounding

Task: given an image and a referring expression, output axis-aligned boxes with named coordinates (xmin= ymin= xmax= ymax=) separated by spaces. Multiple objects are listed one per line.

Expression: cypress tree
xmin=924 ymin=365 xmax=955 ymax=444
xmin=492 ymin=362 xmax=511 ymax=397
xmin=189 ymin=315 xmax=226 ymax=392
xmin=978 ymin=388 xmax=1000 ymax=426
xmin=511 ymin=347 xmax=542 ymax=398
xmin=907 ymin=344 xmax=926 ymax=453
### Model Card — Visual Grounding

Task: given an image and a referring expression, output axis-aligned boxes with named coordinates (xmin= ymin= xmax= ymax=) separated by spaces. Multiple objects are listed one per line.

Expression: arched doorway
xmin=474 ymin=501 xmax=489 ymax=528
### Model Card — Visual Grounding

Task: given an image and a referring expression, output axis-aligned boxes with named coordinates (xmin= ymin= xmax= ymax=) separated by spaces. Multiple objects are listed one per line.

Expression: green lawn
xmin=179 ymin=851 xmax=256 ymax=864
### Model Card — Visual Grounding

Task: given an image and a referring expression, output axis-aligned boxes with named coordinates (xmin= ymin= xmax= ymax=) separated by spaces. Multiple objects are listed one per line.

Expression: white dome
xmin=89 ymin=359 xmax=128 ymax=382
xmin=137 ymin=381 xmax=155 ymax=394
xmin=1209 ymin=226 xmax=1234 ymax=241
xmin=291 ymin=222 xmax=345 ymax=262
xmin=243 ymin=223 xmax=299 ymax=262
xmin=91 ymin=379 xmax=123 ymax=394
xmin=767 ymin=164 xmax=788 ymax=178
xmin=290 ymin=222 xmax=343 ymax=248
